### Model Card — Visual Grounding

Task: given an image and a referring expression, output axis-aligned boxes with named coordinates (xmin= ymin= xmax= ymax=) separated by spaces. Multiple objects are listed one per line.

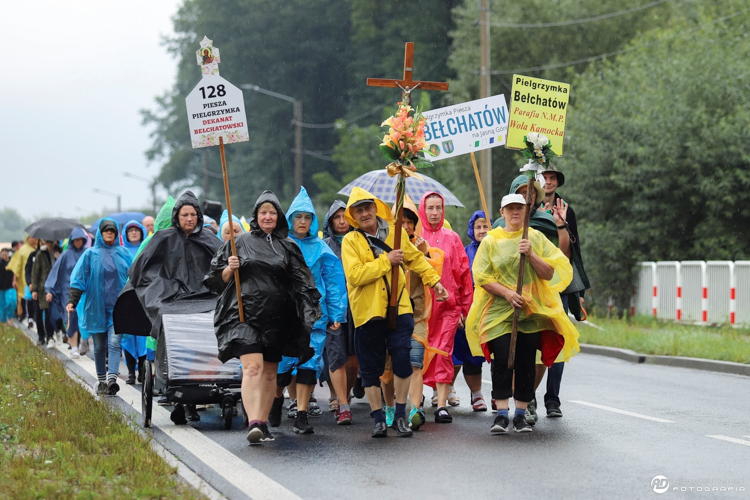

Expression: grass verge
xmin=0 ymin=324 xmax=207 ymax=500
xmin=580 ymin=315 xmax=750 ymax=364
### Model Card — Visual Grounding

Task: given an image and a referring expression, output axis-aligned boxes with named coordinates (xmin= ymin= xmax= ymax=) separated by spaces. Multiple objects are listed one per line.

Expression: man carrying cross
xmin=341 ymin=187 xmax=448 ymax=438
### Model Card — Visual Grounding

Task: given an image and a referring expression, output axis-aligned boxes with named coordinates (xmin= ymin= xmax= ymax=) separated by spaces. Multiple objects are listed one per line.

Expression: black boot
xmin=185 ymin=404 xmax=201 ymax=422
xmin=293 ymin=410 xmax=314 ymax=434
xmin=170 ymin=404 xmax=187 ymax=425
xmin=268 ymin=397 xmax=284 ymax=427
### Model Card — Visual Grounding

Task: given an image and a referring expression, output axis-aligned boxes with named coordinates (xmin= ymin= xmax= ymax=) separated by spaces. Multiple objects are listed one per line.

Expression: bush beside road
xmin=0 ymin=324 xmax=206 ymax=500
xmin=580 ymin=316 xmax=750 ymax=365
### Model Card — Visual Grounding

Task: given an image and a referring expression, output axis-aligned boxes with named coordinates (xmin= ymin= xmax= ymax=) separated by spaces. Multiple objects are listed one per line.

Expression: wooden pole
xmin=508 ymin=175 xmax=535 ymax=369
xmin=387 ymin=175 xmax=405 ymax=330
xmin=219 ymin=137 xmax=244 ymax=323
xmin=470 ymin=152 xmax=491 ymax=220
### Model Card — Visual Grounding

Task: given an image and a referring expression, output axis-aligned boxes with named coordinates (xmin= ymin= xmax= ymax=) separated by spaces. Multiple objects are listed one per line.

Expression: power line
xmin=485 ymin=0 xmax=672 ymax=28
xmin=488 ymin=7 xmax=750 ymax=76
xmin=293 ymin=105 xmax=384 ymax=129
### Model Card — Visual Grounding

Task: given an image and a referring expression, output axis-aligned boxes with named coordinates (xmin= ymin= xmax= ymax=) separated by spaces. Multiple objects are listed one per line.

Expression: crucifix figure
xmin=367 ymin=42 xmax=449 ymax=106
xmin=366 ymin=42 xmax=449 ymax=328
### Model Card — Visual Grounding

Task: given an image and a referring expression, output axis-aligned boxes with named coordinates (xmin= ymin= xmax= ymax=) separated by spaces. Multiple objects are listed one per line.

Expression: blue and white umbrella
xmin=338 ymin=170 xmax=464 ymax=207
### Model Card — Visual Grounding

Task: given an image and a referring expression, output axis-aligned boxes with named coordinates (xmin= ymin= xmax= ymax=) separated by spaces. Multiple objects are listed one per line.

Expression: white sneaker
xmin=71 ymin=351 xmax=80 ymax=359
xmin=79 ymin=340 xmax=89 ymax=355
xmin=55 ymin=331 xmax=63 ymax=344
xmin=431 ymin=389 xmax=438 ymax=407
xmin=46 ymin=339 xmax=55 ymax=349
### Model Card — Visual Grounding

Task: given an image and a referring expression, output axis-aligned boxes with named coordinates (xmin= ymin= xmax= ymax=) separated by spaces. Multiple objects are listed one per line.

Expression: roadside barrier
xmin=634 ymin=260 xmax=749 ymax=326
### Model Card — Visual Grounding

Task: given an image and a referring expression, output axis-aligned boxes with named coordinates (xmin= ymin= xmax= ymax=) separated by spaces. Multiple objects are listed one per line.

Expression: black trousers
xmin=488 ymin=331 xmax=540 ymax=403
xmin=124 ymin=351 xmax=146 ymax=375
xmin=35 ymin=305 xmax=54 ymax=344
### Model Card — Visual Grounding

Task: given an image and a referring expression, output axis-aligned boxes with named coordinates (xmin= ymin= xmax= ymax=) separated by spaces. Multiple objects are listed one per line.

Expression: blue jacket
xmin=70 ymin=218 xmax=132 ymax=336
xmin=45 ymin=227 xmax=88 ymax=327
xmin=464 ymin=210 xmax=488 ymax=274
xmin=287 ymin=187 xmax=347 ymax=331
xmin=122 ymin=220 xmax=147 ymax=258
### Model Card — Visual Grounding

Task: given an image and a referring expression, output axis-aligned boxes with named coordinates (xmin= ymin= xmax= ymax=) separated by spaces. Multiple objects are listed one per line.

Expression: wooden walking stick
xmin=470 ymin=152 xmax=491 ymax=220
xmin=508 ymin=174 xmax=535 ymax=369
xmin=219 ymin=137 xmax=244 ymax=322
xmin=367 ymin=42 xmax=449 ymax=329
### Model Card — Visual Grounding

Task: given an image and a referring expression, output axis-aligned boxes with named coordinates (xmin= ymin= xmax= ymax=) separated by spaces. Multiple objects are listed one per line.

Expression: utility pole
xmin=294 ymin=99 xmax=303 ymax=193
xmin=479 ymin=0 xmax=493 ymax=213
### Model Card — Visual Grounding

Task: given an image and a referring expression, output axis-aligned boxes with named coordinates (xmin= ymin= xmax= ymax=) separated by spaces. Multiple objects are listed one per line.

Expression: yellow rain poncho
xmin=465 ymin=226 xmax=580 ymax=365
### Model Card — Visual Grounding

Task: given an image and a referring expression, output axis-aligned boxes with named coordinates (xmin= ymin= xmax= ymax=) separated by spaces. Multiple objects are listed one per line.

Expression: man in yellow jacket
xmin=341 ymin=187 xmax=448 ymax=438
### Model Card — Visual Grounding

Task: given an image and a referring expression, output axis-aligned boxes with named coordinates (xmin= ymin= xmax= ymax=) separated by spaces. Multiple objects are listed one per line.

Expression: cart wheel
xmin=141 ymin=359 xmax=153 ymax=428
xmin=222 ymin=397 xmax=234 ymax=430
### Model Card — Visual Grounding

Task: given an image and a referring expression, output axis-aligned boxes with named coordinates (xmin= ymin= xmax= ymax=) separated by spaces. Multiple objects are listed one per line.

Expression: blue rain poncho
xmin=465 ymin=210 xmax=490 ymax=272
xmin=279 ymin=187 xmax=347 ymax=378
xmin=122 ymin=220 xmax=147 ymax=258
xmin=45 ymin=227 xmax=88 ymax=328
xmin=70 ymin=218 xmax=132 ymax=338
xmin=216 ymin=209 xmax=246 ymax=240
xmin=120 ymin=219 xmax=149 ymax=358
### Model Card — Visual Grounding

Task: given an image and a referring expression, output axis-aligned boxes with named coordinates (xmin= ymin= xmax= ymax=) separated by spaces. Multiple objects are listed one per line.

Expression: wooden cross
xmin=367 ymin=42 xmax=449 ymax=328
xmin=367 ymin=42 xmax=449 ymax=106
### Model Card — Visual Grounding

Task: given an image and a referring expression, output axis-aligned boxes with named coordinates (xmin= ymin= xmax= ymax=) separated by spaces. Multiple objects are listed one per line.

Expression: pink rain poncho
xmin=418 ymin=191 xmax=473 ymax=387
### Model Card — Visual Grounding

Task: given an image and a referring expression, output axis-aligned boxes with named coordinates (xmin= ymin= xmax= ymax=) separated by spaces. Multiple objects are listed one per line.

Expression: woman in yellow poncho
xmin=465 ymin=193 xmax=580 ymax=434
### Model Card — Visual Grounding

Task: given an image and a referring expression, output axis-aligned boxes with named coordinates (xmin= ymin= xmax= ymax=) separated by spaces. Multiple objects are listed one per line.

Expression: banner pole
xmin=470 ymin=151 xmax=491 ymax=220
xmin=219 ymin=136 xmax=244 ymax=323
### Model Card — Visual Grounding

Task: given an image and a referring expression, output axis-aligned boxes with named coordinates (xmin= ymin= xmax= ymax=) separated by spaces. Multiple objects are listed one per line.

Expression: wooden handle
xmin=470 ymin=152 xmax=491 ymax=220
xmin=508 ymin=175 xmax=535 ymax=369
xmin=219 ymin=137 xmax=244 ymax=323
xmin=388 ymin=177 xmax=405 ymax=329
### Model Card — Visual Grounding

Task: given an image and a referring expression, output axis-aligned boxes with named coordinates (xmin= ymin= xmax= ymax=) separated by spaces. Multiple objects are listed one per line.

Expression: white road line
xmin=482 ymin=379 xmax=492 ymax=385
xmin=707 ymin=435 xmax=750 ymax=447
xmin=49 ymin=338 xmax=302 ymax=500
xmin=568 ymin=400 xmax=675 ymax=423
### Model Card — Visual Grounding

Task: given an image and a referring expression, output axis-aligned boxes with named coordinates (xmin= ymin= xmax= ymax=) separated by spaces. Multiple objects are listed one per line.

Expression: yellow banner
xmin=506 ymin=75 xmax=570 ymax=156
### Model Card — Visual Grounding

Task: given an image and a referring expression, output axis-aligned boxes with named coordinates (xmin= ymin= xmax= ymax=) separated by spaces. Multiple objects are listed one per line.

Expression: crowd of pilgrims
xmin=0 ymin=164 xmax=588 ymax=444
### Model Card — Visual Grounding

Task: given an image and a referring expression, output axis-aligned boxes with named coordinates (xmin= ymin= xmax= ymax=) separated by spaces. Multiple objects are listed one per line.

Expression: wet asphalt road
xmin=184 ymin=354 xmax=750 ymax=499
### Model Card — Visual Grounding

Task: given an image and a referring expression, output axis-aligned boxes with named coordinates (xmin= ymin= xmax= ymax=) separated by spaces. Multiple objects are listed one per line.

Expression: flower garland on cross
xmin=378 ymin=103 xmax=435 ymax=217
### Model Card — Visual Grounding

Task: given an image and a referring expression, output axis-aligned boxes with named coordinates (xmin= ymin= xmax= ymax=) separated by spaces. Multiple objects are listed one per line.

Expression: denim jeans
xmin=91 ymin=324 xmax=123 ymax=379
xmin=544 ymin=295 xmax=569 ymax=407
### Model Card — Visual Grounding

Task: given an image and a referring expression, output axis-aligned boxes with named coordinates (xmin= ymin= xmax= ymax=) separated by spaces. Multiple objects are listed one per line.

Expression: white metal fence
xmin=635 ymin=260 xmax=750 ymax=326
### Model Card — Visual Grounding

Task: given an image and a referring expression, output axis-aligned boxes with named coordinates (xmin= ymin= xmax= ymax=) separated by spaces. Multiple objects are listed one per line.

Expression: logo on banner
xmin=428 ymin=144 xmax=441 ymax=157
xmin=442 ymin=140 xmax=454 ymax=154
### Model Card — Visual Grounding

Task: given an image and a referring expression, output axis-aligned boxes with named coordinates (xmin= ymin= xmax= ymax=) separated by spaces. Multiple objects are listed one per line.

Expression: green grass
xmin=579 ymin=316 xmax=750 ymax=364
xmin=0 ymin=324 xmax=207 ymax=500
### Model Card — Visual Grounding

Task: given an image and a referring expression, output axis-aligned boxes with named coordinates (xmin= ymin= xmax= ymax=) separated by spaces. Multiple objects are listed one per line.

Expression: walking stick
xmin=219 ymin=137 xmax=244 ymax=322
xmin=508 ymin=175 xmax=535 ymax=369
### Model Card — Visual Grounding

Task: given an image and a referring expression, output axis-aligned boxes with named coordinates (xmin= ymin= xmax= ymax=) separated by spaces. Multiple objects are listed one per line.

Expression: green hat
xmin=509 ymin=175 xmax=544 ymax=206
xmin=539 ymin=163 xmax=565 ymax=188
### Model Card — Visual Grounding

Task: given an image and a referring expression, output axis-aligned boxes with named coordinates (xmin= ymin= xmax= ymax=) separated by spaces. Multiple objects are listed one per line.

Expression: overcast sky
xmin=2 ymin=1 xmax=182 ymax=220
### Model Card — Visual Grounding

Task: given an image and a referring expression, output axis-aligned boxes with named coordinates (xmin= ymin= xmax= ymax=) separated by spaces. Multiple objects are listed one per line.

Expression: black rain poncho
xmin=113 ymin=191 xmax=222 ymax=338
xmin=204 ymin=190 xmax=321 ymax=363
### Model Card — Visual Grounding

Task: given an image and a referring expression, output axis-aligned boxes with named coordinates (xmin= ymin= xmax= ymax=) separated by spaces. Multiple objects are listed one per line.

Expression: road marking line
xmin=568 ymin=400 xmax=675 ymax=423
xmin=48 ymin=337 xmax=302 ymax=500
xmin=482 ymin=379 xmax=492 ymax=385
xmin=707 ymin=435 xmax=750 ymax=447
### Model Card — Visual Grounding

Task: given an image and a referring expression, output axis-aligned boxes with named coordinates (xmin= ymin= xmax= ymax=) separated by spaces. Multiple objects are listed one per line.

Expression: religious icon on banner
xmin=196 ymin=36 xmax=221 ymax=76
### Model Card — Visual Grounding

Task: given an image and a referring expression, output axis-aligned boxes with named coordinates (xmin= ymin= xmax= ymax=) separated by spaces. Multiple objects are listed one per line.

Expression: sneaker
xmin=126 ymin=373 xmax=136 ymax=385
xmin=383 ymin=405 xmax=395 ymax=427
xmin=260 ymin=423 xmax=275 ymax=442
xmin=246 ymin=422 xmax=263 ymax=444
xmin=308 ymin=400 xmax=322 ymax=417
xmin=79 ymin=340 xmax=89 ymax=355
xmin=408 ymin=406 xmax=425 ymax=431
xmin=96 ymin=382 xmax=107 ymax=395
xmin=268 ymin=397 xmax=284 ymax=427
xmin=490 ymin=414 xmax=509 ymax=434
xmin=287 ymin=399 xmax=298 ymax=418
xmin=526 ymin=398 xmax=538 ymax=424
xmin=491 ymin=399 xmax=497 ymax=412
xmin=157 ymin=396 xmax=172 ymax=406
xmin=448 ymin=386 xmax=460 ymax=407
xmin=55 ymin=331 xmax=63 ymax=344
xmin=513 ymin=414 xmax=533 ymax=433
xmin=71 ymin=351 xmax=80 ymax=360
xmin=434 ymin=406 xmax=453 ymax=423
xmin=46 ymin=339 xmax=55 ymax=349
xmin=185 ymin=405 xmax=200 ymax=421
xmin=431 ymin=389 xmax=438 ymax=407
xmin=337 ymin=409 xmax=352 ymax=425
xmin=293 ymin=411 xmax=314 ymax=434
xmin=546 ymin=402 xmax=563 ymax=418
xmin=106 ymin=379 xmax=120 ymax=396
xmin=471 ymin=394 xmax=488 ymax=412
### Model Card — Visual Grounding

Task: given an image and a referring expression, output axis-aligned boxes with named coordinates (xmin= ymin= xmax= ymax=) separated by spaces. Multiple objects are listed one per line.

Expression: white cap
xmin=501 ymin=193 xmax=527 ymax=208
